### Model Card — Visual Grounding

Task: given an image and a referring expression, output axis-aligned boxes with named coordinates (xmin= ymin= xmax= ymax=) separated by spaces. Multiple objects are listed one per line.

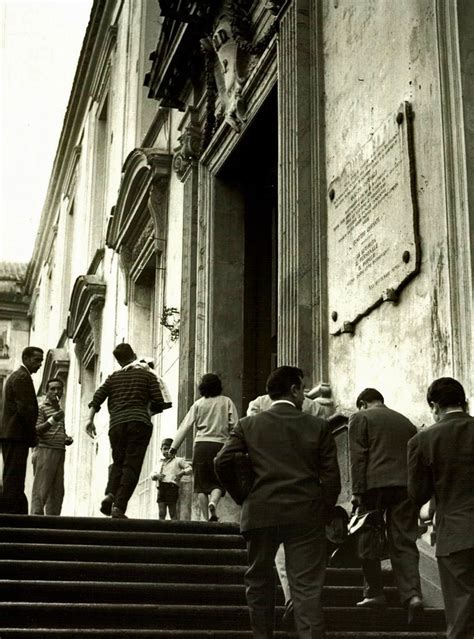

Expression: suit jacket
xmin=349 ymin=405 xmax=416 ymax=494
xmin=0 ymin=366 xmax=39 ymax=446
xmin=407 ymin=412 xmax=474 ymax=557
xmin=214 ymin=402 xmax=341 ymax=533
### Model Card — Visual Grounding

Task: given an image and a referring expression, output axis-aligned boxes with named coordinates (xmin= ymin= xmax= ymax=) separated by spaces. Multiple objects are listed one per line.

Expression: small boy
xmin=151 ymin=438 xmax=192 ymax=520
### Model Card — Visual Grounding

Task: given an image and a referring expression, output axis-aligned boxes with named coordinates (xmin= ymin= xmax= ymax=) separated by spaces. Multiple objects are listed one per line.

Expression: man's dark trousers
xmin=245 ymin=523 xmax=327 ymax=639
xmin=106 ymin=421 xmax=152 ymax=513
xmin=1 ymin=442 xmax=29 ymax=514
xmin=438 ymin=548 xmax=474 ymax=639
xmin=358 ymin=486 xmax=421 ymax=603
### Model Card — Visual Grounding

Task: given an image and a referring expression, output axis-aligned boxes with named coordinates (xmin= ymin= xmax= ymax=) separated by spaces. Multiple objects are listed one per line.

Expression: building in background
xmin=0 ymin=262 xmax=31 ymax=491
xmin=24 ymin=0 xmax=473 ymax=542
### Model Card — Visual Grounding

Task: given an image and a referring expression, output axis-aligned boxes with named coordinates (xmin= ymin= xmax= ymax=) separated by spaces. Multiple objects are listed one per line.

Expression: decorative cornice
xmin=106 ymin=148 xmax=172 ymax=252
xmin=39 ymin=348 xmax=70 ymax=395
xmin=66 ymin=275 xmax=106 ymax=346
xmin=144 ymin=2 xmax=217 ymax=107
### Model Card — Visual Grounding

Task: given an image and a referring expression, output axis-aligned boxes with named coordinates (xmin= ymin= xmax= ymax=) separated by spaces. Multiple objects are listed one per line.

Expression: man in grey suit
xmin=0 ymin=346 xmax=44 ymax=514
xmin=408 ymin=377 xmax=474 ymax=639
xmin=348 ymin=388 xmax=423 ymax=622
xmin=215 ymin=366 xmax=341 ymax=639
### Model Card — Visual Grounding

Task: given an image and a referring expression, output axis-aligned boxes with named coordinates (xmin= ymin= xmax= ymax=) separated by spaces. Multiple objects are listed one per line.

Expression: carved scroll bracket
xmin=173 ymin=107 xmax=202 ymax=181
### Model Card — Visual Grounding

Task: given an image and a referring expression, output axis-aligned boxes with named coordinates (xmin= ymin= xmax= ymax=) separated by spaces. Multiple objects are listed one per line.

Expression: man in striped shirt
xmin=85 ymin=343 xmax=171 ymax=518
xmin=31 ymin=377 xmax=73 ymax=515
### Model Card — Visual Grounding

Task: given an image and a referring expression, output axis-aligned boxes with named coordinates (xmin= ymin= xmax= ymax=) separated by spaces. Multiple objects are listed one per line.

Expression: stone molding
xmin=277 ymin=0 xmax=315 ymax=374
xmin=435 ymin=1 xmax=474 ymax=387
xmin=67 ymin=275 xmax=106 ymax=369
xmin=194 ymin=40 xmax=277 ymax=385
xmin=106 ymin=148 xmax=172 ymax=254
xmin=39 ymin=348 xmax=70 ymax=396
xmin=63 ymin=146 xmax=82 ymax=200
xmin=90 ymin=24 xmax=117 ymax=103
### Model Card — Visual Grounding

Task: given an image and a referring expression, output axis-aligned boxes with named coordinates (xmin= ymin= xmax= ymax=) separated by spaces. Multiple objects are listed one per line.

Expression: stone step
xmin=0 ymin=526 xmax=245 ymax=549
xmin=0 ymin=514 xmax=239 ymax=535
xmin=0 ymin=603 xmax=446 ymax=631
xmin=0 ymin=559 xmax=393 ymax=586
xmin=0 ymin=542 xmax=247 ymax=565
xmin=0 ymin=579 xmax=402 ymax=606
xmin=0 ymin=631 xmax=447 ymax=639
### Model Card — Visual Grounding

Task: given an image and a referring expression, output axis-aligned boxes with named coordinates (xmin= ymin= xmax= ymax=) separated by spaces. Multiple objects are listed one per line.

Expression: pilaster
xmin=436 ymin=0 xmax=474 ymax=392
xmin=277 ymin=0 xmax=317 ymax=378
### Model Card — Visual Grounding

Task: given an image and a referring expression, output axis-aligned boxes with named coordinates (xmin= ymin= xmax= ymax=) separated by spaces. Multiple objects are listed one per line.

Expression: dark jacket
xmin=0 ymin=366 xmax=39 ymax=446
xmin=214 ymin=402 xmax=341 ymax=533
xmin=348 ymin=405 xmax=416 ymax=494
xmin=407 ymin=412 xmax=474 ymax=557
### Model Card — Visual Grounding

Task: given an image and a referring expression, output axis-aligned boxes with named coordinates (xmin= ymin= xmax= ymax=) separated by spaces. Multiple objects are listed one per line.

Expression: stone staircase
xmin=0 ymin=514 xmax=446 ymax=637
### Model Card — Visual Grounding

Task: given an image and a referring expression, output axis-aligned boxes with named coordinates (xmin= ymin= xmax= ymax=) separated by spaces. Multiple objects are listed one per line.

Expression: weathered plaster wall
xmin=322 ymin=0 xmax=451 ymax=425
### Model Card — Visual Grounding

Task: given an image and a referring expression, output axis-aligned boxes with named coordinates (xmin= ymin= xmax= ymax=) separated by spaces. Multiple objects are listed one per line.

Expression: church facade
xmin=25 ymin=0 xmax=473 ymax=533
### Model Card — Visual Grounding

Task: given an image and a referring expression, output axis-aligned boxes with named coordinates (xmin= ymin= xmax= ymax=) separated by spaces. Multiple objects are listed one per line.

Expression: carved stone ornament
xmin=265 ymin=0 xmax=286 ymax=15
xmin=173 ymin=107 xmax=202 ymax=180
xmin=202 ymin=3 xmax=250 ymax=132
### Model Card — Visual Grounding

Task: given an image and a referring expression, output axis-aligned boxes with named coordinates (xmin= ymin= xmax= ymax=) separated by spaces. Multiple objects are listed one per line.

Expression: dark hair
xmin=22 ymin=346 xmax=43 ymax=361
xmin=113 ymin=343 xmax=136 ymax=366
xmin=356 ymin=388 xmax=384 ymax=409
xmin=427 ymin=377 xmax=466 ymax=410
xmin=161 ymin=438 xmax=173 ymax=447
xmin=266 ymin=366 xmax=304 ymax=400
xmin=46 ymin=377 xmax=64 ymax=390
xmin=140 ymin=358 xmax=155 ymax=370
xmin=198 ymin=373 xmax=222 ymax=397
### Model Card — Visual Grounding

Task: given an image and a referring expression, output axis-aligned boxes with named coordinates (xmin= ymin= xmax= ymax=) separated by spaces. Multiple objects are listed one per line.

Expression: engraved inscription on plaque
xmin=327 ymin=102 xmax=420 ymax=335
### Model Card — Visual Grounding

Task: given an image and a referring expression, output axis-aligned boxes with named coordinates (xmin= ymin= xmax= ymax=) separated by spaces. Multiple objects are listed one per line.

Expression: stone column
xmin=277 ymin=0 xmax=327 ymax=380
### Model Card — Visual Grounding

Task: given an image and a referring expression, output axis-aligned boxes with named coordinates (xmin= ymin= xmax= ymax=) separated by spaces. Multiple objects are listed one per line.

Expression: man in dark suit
xmin=348 ymin=388 xmax=423 ymax=622
xmin=0 ymin=346 xmax=44 ymax=514
xmin=408 ymin=377 xmax=474 ymax=639
xmin=215 ymin=366 xmax=341 ymax=639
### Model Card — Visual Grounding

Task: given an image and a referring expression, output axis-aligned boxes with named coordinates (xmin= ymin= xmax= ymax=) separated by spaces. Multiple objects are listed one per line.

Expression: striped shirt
xmin=36 ymin=399 xmax=66 ymax=450
xmin=89 ymin=366 xmax=170 ymax=430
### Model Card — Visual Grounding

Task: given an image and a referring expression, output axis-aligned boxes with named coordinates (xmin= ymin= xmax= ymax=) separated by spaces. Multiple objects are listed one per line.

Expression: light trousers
xmin=31 ymin=447 xmax=65 ymax=515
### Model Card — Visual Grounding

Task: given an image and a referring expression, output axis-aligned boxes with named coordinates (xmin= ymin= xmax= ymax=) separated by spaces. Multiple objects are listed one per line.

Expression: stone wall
xmin=322 ymin=0 xmax=465 ymax=425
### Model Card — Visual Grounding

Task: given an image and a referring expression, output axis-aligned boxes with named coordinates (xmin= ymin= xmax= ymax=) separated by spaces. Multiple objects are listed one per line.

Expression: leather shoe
xmin=407 ymin=595 xmax=423 ymax=625
xmin=356 ymin=595 xmax=386 ymax=607
xmin=111 ymin=506 xmax=128 ymax=519
xmin=100 ymin=493 xmax=114 ymax=516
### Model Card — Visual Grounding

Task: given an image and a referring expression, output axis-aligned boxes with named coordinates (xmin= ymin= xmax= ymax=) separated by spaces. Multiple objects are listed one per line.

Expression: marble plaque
xmin=327 ymin=102 xmax=420 ymax=334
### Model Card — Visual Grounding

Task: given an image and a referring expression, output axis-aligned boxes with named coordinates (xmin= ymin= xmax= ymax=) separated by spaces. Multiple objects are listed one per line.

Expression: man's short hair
xmin=356 ymin=388 xmax=384 ymax=409
xmin=161 ymin=438 xmax=173 ymax=448
xmin=427 ymin=377 xmax=466 ymax=409
xmin=266 ymin=366 xmax=304 ymax=400
xmin=46 ymin=377 xmax=64 ymax=390
xmin=113 ymin=343 xmax=135 ymax=366
xmin=198 ymin=373 xmax=222 ymax=398
xmin=22 ymin=346 xmax=43 ymax=361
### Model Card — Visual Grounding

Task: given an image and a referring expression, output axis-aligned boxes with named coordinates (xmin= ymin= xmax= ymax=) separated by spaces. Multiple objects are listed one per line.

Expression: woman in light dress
xmin=170 ymin=373 xmax=238 ymax=522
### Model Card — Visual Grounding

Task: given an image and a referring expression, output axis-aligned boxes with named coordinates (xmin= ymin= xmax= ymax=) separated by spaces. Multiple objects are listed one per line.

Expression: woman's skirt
xmin=193 ymin=441 xmax=225 ymax=495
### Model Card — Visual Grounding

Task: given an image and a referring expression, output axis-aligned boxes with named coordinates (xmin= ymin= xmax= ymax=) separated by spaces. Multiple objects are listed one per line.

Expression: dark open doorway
xmin=218 ymin=88 xmax=278 ymax=411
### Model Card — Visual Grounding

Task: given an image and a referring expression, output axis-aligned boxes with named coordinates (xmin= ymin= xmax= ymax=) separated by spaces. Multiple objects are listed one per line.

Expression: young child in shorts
xmin=151 ymin=438 xmax=191 ymax=520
